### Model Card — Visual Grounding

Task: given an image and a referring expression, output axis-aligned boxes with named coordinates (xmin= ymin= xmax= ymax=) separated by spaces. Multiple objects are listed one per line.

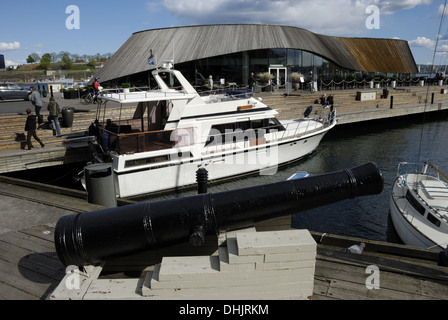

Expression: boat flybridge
xmin=390 ymin=162 xmax=448 ymax=250
xmin=90 ymin=61 xmax=337 ymax=198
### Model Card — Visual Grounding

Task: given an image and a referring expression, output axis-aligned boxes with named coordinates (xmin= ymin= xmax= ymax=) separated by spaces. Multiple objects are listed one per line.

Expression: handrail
xmin=428 ymin=162 xmax=448 ymax=182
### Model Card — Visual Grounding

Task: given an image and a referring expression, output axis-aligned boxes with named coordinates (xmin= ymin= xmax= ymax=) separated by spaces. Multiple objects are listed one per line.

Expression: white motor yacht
xmin=88 ymin=61 xmax=337 ymax=198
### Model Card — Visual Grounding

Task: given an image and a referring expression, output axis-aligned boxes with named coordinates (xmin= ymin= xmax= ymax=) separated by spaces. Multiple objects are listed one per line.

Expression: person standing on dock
xmin=47 ymin=97 xmax=61 ymax=136
xmin=29 ymin=86 xmax=44 ymax=125
xmin=24 ymin=108 xmax=44 ymax=150
xmin=93 ymin=77 xmax=100 ymax=103
xmin=248 ymin=72 xmax=257 ymax=93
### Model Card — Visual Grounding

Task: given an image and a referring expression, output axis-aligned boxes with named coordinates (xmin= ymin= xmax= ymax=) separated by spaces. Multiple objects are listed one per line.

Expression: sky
xmin=1 ymin=0 xmax=448 ymax=68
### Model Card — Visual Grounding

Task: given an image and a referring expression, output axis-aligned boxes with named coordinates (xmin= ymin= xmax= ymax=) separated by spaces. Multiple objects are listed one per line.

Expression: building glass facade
xmin=110 ymin=48 xmax=400 ymax=90
xmin=0 ymin=55 xmax=5 ymax=70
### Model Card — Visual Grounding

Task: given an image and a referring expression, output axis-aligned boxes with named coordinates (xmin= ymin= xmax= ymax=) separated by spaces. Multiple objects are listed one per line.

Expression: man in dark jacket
xmin=24 ymin=108 xmax=44 ymax=150
xmin=29 ymin=86 xmax=44 ymax=125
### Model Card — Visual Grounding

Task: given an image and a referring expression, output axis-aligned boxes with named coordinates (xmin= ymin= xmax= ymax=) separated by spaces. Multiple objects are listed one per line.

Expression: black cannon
xmin=55 ymin=162 xmax=383 ymax=267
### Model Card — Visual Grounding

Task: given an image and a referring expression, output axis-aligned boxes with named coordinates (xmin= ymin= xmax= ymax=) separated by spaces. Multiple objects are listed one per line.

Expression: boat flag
xmin=148 ymin=50 xmax=155 ymax=66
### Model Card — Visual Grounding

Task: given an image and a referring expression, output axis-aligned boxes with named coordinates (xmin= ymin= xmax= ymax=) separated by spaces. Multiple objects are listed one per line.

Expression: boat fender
xmin=304 ymin=106 xmax=313 ymax=118
xmin=399 ymin=174 xmax=408 ymax=186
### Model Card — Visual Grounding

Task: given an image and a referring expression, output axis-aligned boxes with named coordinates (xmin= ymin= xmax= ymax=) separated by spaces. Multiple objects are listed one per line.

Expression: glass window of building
xmin=287 ymin=49 xmax=302 ymax=68
xmin=302 ymin=51 xmax=313 ymax=67
xmin=268 ymin=48 xmax=287 ymax=66
xmin=249 ymin=49 xmax=268 ymax=75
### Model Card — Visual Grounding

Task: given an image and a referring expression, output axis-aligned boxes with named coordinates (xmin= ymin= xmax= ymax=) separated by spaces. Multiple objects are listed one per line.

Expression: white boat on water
xmin=390 ymin=162 xmax=448 ymax=250
xmin=88 ymin=61 xmax=336 ymax=198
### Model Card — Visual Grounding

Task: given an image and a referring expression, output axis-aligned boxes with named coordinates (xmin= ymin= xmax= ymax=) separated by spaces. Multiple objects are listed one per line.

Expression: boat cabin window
xmin=125 ymin=155 xmax=170 ymax=168
xmin=205 ymin=119 xmax=285 ymax=146
xmin=427 ymin=213 xmax=441 ymax=227
xmin=405 ymin=190 xmax=425 ymax=216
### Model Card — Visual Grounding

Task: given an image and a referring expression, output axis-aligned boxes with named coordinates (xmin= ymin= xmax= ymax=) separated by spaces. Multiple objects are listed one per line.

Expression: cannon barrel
xmin=55 ymin=162 xmax=383 ymax=267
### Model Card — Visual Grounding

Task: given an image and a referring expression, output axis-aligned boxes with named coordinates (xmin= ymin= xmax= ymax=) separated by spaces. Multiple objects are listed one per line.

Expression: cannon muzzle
xmin=55 ymin=162 xmax=383 ymax=267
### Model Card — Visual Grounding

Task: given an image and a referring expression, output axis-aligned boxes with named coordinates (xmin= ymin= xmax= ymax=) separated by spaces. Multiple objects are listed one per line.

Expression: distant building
xmin=0 ymin=54 xmax=5 ymax=70
xmin=93 ymin=24 xmax=418 ymax=88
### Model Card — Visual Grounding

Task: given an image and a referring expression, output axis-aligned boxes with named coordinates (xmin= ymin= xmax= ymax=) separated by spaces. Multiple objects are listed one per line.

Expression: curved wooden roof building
xmin=95 ymin=24 xmax=418 ymax=83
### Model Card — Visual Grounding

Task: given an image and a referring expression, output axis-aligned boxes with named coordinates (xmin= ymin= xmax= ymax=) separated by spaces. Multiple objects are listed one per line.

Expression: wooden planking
xmin=0 ymin=147 xmax=91 ymax=173
xmin=313 ymin=246 xmax=448 ymax=300
xmin=0 ymin=224 xmax=66 ymax=300
xmin=0 ymin=259 xmax=54 ymax=299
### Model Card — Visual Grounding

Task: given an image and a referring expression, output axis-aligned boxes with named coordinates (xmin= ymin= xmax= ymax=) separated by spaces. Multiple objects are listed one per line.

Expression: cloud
xmin=0 ymin=41 xmax=21 ymax=51
xmin=375 ymin=0 xmax=432 ymax=15
xmin=409 ymin=36 xmax=436 ymax=48
xmin=160 ymin=0 xmax=433 ymax=35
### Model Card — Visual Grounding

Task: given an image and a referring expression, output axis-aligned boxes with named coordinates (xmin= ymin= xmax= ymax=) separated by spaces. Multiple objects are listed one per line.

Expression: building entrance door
xmin=269 ymin=67 xmax=287 ymax=89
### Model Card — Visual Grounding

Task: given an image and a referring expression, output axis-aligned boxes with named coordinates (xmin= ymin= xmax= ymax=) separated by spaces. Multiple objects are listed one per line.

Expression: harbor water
xmin=145 ymin=111 xmax=448 ymax=245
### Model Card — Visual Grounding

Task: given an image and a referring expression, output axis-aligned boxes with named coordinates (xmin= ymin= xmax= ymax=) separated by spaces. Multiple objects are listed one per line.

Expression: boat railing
xmin=99 ymin=86 xmax=190 ymax=101
xmin=199 ymin=88 xmax=253 ymax=103
xmin=98 ymin=125 xmax=195 ymax=155
xmin=396 ymin=162 xmax=447 ymax=185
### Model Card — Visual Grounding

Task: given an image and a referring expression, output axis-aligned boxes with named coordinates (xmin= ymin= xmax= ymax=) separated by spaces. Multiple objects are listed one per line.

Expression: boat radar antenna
xmin=161 ymin=60 xmax=174 ymax=70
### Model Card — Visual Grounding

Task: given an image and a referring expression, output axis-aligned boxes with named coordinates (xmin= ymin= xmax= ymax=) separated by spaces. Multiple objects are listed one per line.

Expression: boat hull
xmin=389 ymin=189 xmax=439 ymax=249
xmin=114 ymin=128 xmax=330 ymax=198
xmin=389 ymin=170 xmax=446 ymax=250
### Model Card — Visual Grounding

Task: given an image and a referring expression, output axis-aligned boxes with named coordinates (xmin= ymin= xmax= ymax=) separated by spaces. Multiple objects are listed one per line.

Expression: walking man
xmin=29 ymin=86 xmax=44 ymax=125
xmin=24 ymin=108 xmax=44 ymax=150
xmin=47 ymin=97 xmax=61 ymax=136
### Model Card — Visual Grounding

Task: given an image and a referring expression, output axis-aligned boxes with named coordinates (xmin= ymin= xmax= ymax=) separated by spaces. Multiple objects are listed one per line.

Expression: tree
xmin=88 ymin=58 xmax=96 ymax=67
xmin=50 ymin=52 xmax=59 ymax=63
xmin=26 ymin=53 xmax=40 ymax=64
xmin=26 ymin=55 xmax=35 ymax=64
xmin=39 ymin=53 xmax=52 ymax=70
xmin=61 ymin=53 xmax=73 ymax=70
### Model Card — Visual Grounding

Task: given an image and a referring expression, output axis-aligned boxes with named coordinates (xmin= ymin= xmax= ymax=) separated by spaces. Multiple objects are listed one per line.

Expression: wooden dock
xmin=0 ymin=179 xmax=447 ymax=301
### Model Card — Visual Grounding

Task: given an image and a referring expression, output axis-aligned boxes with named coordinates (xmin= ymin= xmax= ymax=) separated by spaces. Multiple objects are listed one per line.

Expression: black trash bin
xmin=61 ymin=107 xmax=75 ymax=127
xmin=85 ymin=163 xmax=117 ymax=208
xmin=382 ymin=88 xmax=389 ymax=99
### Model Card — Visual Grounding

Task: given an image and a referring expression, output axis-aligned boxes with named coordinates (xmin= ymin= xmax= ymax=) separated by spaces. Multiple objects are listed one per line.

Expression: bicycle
xmin=81 ymin=92 xmax=97 ymax=104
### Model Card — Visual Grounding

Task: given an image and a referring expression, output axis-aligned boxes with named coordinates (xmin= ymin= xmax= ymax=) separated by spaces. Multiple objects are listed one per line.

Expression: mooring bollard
xmin=196 ymin=167 xmax=208 ymax=194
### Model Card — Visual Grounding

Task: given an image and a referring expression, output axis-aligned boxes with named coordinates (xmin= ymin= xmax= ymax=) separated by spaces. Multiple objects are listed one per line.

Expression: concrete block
xmin=264 ymin=250 xmax=316 ymax=262
xmin=142 ymin=229 xmax=316 ymax=300
xmin=237 ymin=229 xmax=316 ymax=255
xmin=226 ymin=237 xmax=264 ymax=264
xmin=156 ymin=256 xmax=220 ymax=281
xmin=256 ymin=260 xmax=315 ymax=271
xmin=218 ymin=227 xmax=256 ymax=245
xmin=144 ymin=281 xmax=314 ymax=300
xmin=148 ymin=269 xmax=314 ymax=291
xmin=218 ymin=247 xmax=256 ymax=272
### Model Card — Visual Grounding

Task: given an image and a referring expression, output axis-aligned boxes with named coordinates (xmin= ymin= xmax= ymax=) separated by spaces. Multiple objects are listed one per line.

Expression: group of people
xmin=319 ymin=94 xmax=334 ymax=108
xmin=25 ymin=77 xmax=101 ymax=150
xmin=24 ymin=86 xmax=61 ymax=151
